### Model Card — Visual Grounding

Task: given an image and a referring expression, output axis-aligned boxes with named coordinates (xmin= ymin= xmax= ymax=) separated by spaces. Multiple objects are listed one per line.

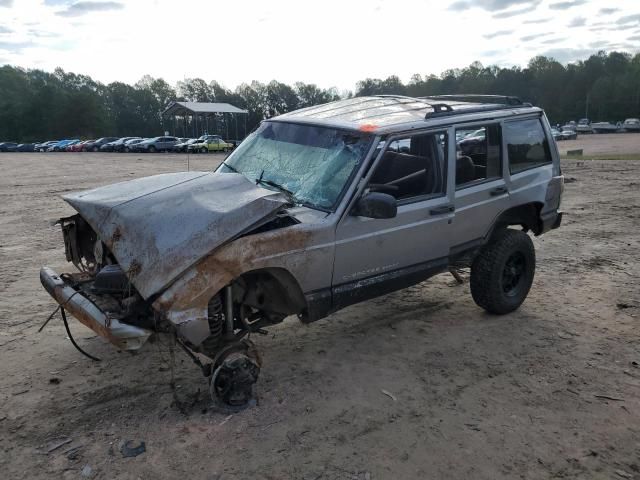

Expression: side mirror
xmin=351 ymin=192 xmax=397 ymax=219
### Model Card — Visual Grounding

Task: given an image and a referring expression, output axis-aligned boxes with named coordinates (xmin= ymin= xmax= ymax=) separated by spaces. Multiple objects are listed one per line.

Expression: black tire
xmin=92 ymin=146 xmax=98 ymax=152
xmin=470 ymin=229 xmax=535 ymax=314
xmin=200 ymin=147 xmax=208 ymax=154
xmin=148 ymin=145 xmax=156 ymax=153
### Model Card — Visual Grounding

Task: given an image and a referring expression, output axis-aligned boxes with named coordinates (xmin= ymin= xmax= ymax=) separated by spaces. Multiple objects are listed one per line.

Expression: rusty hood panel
xmin=63 ymin=171 xmax=288 ymax=299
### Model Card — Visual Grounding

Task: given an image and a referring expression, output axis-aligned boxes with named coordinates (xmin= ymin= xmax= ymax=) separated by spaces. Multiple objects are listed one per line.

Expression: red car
xmin=68 ymin=140 xmax=94 ymax=152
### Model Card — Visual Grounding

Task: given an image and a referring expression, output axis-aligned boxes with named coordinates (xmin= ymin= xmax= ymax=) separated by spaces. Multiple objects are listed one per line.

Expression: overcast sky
xmin=0 ymin=0 xmax=638 ymax=91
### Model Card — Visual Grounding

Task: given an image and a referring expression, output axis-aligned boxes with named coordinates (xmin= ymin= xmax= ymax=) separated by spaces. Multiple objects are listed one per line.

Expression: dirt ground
xmin=556 ymin=132 xmax=640 ymax=156
xmin=1 ymin=144 xmax=640 ymax=480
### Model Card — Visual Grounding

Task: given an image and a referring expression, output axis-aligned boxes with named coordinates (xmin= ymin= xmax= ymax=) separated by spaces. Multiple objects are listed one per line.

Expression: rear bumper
xmin=40 ymin=266 xmax=152 ymax=351
xmin=540 ymin=210 xmax=563 ymax=233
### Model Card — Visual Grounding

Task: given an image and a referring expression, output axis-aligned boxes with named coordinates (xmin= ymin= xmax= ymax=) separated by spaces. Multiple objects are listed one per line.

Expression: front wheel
xmin=148 ymin=146 xmax=156 ymax=153
xmin=470 ymin=229 xmax=535 ymax=314
xmin=200 ymin=147 xmax=208 ymax=154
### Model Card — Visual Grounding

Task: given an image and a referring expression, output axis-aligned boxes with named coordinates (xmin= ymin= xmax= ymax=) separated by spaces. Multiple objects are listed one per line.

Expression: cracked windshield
xmin=218 ymin=122 xmax=372 ymax=210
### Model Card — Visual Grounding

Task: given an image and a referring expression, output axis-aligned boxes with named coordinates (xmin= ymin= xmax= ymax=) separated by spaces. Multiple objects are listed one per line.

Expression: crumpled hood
xmin=63 ymin=171 xmax=288 ymax=299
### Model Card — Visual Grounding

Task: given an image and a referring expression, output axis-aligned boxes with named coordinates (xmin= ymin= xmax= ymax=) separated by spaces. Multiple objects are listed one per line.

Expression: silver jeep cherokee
xmin=40 ymin=95 xmax=563 ymax=406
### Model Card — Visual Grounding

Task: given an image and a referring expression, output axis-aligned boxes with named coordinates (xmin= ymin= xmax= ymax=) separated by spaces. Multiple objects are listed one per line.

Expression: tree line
xmin=1 ymin=50 xmax=638 ymax=142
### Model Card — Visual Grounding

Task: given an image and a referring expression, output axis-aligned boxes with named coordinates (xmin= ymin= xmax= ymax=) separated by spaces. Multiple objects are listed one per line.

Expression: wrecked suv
xmin=41 ymin=95 xmax=563 ymax=406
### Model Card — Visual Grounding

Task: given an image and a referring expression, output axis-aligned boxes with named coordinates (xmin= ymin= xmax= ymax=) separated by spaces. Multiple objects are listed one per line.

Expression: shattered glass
xmin=219 ymin=122 xmax=373 ymax=211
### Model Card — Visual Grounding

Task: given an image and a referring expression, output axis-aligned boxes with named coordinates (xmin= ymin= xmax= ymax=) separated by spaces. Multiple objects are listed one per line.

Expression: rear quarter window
xmin=504 ymin=118 xmax=552 ymax=175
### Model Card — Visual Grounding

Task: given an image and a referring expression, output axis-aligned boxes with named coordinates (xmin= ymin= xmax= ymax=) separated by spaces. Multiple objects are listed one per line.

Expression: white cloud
xmin=0 ymin=0 xmax=638 ymax=90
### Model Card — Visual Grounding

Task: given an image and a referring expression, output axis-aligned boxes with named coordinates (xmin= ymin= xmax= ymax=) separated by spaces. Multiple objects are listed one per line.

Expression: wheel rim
xmin=502 ymin=251 xmax=526 ymax=297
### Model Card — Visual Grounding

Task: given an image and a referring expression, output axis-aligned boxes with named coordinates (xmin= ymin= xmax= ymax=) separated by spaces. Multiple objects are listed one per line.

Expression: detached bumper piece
xmin=40 ymin=267 xmax=152 ymax=351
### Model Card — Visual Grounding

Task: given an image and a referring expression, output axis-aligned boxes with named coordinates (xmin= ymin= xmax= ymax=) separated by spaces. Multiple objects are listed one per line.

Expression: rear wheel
xmin=92 ymin=146 xmax=98 ymax=152
xmin=148 ymin=145 xmax=156 ymax=153
xmin=200 ymin=147 xmax=208 ymax=154
xmin=470 ymin=229 xmax=535 ymax=314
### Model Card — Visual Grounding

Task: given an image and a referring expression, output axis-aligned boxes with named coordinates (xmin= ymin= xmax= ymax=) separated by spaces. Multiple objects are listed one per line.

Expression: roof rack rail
xmin=431 ymin=103 xmax=454 ymax=114
xmin=421 ymin=94 xmax=525 ymax=106
xmin=367 ymin=93 xmax=533 ymax=121
xmin=424 ymin=103 xmax=528 ymax=119
xmin=372 ymin=94 xmax=434 ymax=106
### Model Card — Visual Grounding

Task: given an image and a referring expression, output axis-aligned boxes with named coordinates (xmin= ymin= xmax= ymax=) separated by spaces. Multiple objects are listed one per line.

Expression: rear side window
xmin=504 ymin=119 xmax=552 ymax=174
xmin=455 ymin=124 xmax=502 ymax=188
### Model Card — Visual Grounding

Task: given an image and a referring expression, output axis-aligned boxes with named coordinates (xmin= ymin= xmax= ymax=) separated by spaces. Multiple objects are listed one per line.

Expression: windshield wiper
xmin=221 ymin=161 xmax=240 ymax=174
xmin=255 ymin=171 xmax=297 ymax=204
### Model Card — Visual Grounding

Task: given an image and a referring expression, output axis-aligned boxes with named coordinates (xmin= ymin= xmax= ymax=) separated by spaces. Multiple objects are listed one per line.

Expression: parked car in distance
xmin=35 ymin=140 xmax=59 ymax=152
xmin=48 ymin=139 xmax=80 ymax=152
xmin=576 ymin=118 xmax=592 ymax=134
xmin=188 ymin=137 xmax=233 ymax=153
xmin=550 ymin=127 xmax=564 ymax=141
xmin=66 ymin=140 xmax=85 ymax=151
xmin=122 ymin=138 xmax=145 ymax=153
xmin=110 ymin=137 xmax=142 ymax=153
xmin=134 ymin=136 xmax=181 ymax=153
xmin=100 ymin=137 xmax=139 ymax=152
xmin=82 ymin=137 xmax=119 ymax=152
xmin=622 ymin=118 xmax=640 ymax=132
xmin=592 ymin=121 xmax=621 ymax=134
xmin=560 ymin=128 xmax=577 ymax=140
xmin=551 ymin=126 xmax=576 ymax=140
xmin=16 ymin=142 xmax=38 ymax=152
xmin=39 ymin=94 xmax=564 ymax=407
xmin=172 ymin=138 xmax=198 ymax=152
xmin=69 ymin=140 xmax=94 ymax=152
xmin=0 ymin=142 xmax=18 ymax=152
xmin=226 ymin=139 xmax=243 ymax=148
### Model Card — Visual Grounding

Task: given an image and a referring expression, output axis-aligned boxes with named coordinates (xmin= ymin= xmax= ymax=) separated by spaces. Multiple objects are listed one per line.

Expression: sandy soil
xmin=556 ymin=132 xmax=640 ymax=156
xmin=1 ymin=151 xmax=639 ymax=480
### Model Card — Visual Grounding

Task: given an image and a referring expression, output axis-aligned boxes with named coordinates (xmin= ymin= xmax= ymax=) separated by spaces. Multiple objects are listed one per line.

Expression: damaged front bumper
xmin=40 ymin=266 xmax=153 ymax=351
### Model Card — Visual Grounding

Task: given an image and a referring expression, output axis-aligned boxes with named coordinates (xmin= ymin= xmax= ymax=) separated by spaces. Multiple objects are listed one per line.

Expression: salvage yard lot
xmin=1 ymin=146 xmax=639 ymax=479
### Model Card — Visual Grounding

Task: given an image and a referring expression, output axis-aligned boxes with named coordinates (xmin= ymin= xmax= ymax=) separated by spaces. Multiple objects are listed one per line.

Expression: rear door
xmin=157 ymin=137 xmax=169 ymax=149
xmin=451 ymin=123 xmax=510 ymax=254
xmin=332 ymin=128 xmax=454 ymax=307
xmin=503 ymin=116 xmax=557 ymax=216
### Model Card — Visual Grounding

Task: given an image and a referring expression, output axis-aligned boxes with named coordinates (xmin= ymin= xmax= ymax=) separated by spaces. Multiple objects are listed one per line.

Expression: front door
xmin=332 ymin=128 xmax=454 ymax=308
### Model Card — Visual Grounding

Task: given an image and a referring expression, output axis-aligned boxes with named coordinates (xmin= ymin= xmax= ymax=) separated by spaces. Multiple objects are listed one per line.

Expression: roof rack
xmin=421 ymin=94 xmax=526 ymax=106
xmin=359 ymin=94 xmax=534 ymax=122
xmin=372 ymin=94 xmax=434 ymax=106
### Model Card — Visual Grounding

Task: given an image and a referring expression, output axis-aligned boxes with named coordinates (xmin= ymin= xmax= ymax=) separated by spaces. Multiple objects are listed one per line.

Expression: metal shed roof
xmin=163 ymin=101 xmax=248 ymax=116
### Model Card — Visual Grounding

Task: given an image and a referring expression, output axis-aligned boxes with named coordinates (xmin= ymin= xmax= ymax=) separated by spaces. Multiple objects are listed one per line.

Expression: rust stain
xmin=127 ymin=260 xmax=142 ymax=278
xmin=52 ymin=286 xmax=127 ymax=350
xmin=111 ymin=226 xmax=122 ymax=243
xmin=154 ymin=225 xmax=313 ymax=313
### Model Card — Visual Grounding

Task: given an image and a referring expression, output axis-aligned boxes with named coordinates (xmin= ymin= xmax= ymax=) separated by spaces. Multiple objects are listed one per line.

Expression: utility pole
xmin=585 ymin=92 xmax=590 ymax=119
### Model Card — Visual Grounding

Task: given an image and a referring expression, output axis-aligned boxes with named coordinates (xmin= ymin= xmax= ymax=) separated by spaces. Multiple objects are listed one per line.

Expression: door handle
xmin=490 ymin=186 xmax=508 ymax=196
xmin=429 ymin=204 xmax=455 ymax=216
